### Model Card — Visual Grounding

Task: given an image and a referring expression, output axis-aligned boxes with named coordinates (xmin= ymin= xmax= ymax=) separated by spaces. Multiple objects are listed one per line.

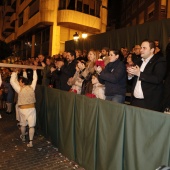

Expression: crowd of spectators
xmin=0 ymin=39 xmax=170 ymax=119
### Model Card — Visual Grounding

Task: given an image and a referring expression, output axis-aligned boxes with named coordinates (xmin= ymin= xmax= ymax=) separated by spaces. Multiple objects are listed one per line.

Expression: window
xmin=24 ymin=37 xmax=32 ymax=59
xmin=15 ymin=41 xmax=22 ymax=58
xmin=42 ymin=27 xmax=50 ymax=42
xmin=58 ymin=0 xmax=101 ymax=17
xmin=83 ymin=4 xmax=89 ymax=14
xmin=67 ymin=0 xmax=75 ymax=10
xmin=29 ymin=0 xmax=40 ymax=19
xmin=77 ymin=0 xmax=82 ymax=12
xmin=90 ymin=1 xmax=95 ymax=16
xmin=18 ymin=12 xmax=23 ymax=27
xmin=95 ymin=0 xmax=101 ymax=17
xmin=147 ymin=2 xmax=155 ymax=20
xmin=138 ymin=11 xmax=144 ymax=24
xmin=34 ymin=27 xmax=50 ymax=57
xmin=58 ymin=0 xmax=67 ymax=9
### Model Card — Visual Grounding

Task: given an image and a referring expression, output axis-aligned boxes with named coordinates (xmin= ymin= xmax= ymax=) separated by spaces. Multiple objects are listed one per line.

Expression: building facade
xmin=120 ymin=0 xmax=170 ymax=27
xmin=0 ymin=0 xmax=108 ymax=59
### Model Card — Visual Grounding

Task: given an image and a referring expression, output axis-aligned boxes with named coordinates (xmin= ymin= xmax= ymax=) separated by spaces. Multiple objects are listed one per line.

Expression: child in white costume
xmin=91 ymin=73 xmax=105 ymax=100
xmin=10 ymin=67 xmax=37 ymax=147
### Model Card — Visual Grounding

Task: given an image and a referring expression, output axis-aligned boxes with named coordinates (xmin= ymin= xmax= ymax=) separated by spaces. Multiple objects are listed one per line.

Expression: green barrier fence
xmin=35 ymin=85 xmax=170 ymax=170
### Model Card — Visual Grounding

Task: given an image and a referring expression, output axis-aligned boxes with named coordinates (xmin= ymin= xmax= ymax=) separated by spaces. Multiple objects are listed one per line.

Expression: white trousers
xmin=18 ymin=107 xmax=36 ymax=127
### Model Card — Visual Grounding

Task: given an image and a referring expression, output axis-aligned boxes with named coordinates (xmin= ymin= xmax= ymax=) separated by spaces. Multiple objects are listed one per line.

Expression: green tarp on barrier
xmin=36 ymin=86 xmax=170 ymax=170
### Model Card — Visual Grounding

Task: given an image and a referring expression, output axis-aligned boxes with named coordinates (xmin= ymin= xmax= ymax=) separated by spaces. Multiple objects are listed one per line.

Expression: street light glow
xmin=82 ymin=33 xmax=87 ymax=39
xmin=73 ymin=32 xmax=79 ymax=41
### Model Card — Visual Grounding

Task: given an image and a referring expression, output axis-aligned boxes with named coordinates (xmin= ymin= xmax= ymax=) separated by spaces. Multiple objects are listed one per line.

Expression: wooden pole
xmin=0 ymin=63 xmax=44 ymax=70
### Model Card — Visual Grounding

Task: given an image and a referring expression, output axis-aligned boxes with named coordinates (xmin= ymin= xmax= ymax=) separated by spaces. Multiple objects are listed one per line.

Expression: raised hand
xmin=127 ymin=65 xmax=140 ymax=77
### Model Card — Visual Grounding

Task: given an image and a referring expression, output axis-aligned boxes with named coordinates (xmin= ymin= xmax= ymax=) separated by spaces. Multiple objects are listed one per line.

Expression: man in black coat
xmin=59 ymin=50 xmax=77 ymax=91
xmin=127 ymin=40 xmax=166 ymax=111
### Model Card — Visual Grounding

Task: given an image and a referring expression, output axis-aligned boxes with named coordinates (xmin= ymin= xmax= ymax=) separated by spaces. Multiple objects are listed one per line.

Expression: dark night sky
xmin=107 ymin=0 xmax=122 ymax=29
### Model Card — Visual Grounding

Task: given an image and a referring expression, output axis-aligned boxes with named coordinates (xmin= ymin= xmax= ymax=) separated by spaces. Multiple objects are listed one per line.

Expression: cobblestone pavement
xmin=0 ymin=111 xmax=85 ymax=170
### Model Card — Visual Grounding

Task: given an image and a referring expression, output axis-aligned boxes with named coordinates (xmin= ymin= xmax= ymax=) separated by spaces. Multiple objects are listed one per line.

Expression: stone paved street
xmin=0 ymin=111 xmax=85 ymax=170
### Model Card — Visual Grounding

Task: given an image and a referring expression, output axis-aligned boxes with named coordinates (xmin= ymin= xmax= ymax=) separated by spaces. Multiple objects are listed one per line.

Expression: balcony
xmin=4 ymin=6 xmax=15 ymax=16
xmin=5 ymin=33 xmax=15 ymax=43
xmin=2 ymin=22 xmax=15 ymax=33
xmin=57 ymin=10 xmax=101 ymax=33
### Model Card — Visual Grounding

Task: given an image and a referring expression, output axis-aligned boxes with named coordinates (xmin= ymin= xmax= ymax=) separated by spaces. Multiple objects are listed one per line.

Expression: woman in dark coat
xmin=96 ymin=49 xmax=127 ymax=103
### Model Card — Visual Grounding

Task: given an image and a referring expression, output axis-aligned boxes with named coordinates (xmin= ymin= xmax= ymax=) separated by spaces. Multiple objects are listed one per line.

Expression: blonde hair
xmin=87 ymin=49 xmax=99 ymax=74
xmin=88 ymin=49 xmax=99 ymax=61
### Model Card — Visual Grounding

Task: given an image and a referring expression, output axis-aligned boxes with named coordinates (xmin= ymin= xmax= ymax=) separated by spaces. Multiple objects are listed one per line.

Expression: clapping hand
xmin=50 ymin=67 xmax=56 ymax=73
xmin=127 ymin=65 xmax=140 ymax=77
xmin=95 ymin=66 xmax=102 ymax=74
xmin=41 ymin=62 xmax=46 ymax=67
